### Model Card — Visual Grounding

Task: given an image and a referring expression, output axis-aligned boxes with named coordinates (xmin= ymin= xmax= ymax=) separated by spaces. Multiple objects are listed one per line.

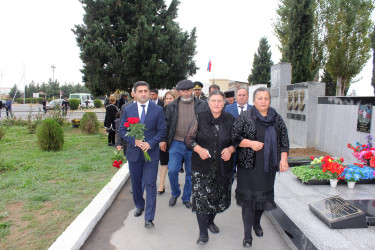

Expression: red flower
xmin=127 ymin=117 xmax=140 ymax=124
xmin=364 ymin=151 xmax=373 ymax=160
xmin=112 ymin=160 xmax=120 ymax=168
xmin=124 ymin=122 xmax=130 ymax=128
xmin=119 ymin=160 xmax=123 ymax=165
xmin=310 ymin=156 xmax=314 ymax=161
xmin=347 ymin=143 xmax=351 ymax=148
xmin=340 ymin=157 xmax=344 ymax=163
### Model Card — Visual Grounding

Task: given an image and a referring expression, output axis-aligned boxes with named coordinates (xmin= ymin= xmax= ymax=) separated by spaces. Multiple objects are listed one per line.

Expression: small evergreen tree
xmin=248 ymin=37 xmax=273 ymax=86
xmin=36 ymin=118 xmax=64 ymax=151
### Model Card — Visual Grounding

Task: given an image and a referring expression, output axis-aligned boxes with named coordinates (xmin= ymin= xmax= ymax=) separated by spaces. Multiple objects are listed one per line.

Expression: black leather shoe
xmin=169 ymin=196 xmax=178 ymax=206
xmin=254 ymin=225 xmax=263 ymax=237
xmin=145 ymin=220 xmax=154 ymax=228
xmin=208 ymin=223 xmax=219 ymax=234
xmin=157 ymin=188 xmax=165 ymax=195
xmin=183 ymin=201 xmax=192 ymax=209
xmin=196 ymin=235 xmax=209 ymax=245
xmin=134 ymin=208 xmax=144 ymax=217
xmin=180 ymin=166 xmax=184 ymax=173
xmin=243 ymin=239 xmax=252 ymax=247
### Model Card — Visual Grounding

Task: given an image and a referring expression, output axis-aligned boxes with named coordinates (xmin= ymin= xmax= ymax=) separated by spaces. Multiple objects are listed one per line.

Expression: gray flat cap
xmin=176 ymin=79 xmax=194 ymax=90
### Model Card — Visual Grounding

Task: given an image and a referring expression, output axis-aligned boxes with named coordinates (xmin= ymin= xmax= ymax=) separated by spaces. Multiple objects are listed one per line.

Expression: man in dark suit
xmin=150 ymin=89 xmax=164 ymax=107
xmin=224 ymin=87 xmax=252 ymax=118
xmin=120 ymin=81 xmax=166 ymax=228
xmin=225 ymin=87 xmax=252 ymax=178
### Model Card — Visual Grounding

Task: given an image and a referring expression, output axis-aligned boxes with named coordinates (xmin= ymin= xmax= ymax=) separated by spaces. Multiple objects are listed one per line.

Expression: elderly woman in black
xmin=185 ymin=90 xmax=235 ymax=245
xmin=232 ymin=87 xmax=289 ymax=247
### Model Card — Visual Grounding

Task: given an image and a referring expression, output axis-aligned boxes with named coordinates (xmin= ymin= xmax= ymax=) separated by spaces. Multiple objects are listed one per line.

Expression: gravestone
xmin=309 ymin=196 xmax=367 ymax=229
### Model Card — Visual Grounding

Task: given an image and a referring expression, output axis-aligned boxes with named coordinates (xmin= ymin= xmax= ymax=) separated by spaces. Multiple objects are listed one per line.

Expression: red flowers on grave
xmin=124 ymin=117 xmax=151 ymax=162
xmin=321 ymin=156 xmax=344 ymax=180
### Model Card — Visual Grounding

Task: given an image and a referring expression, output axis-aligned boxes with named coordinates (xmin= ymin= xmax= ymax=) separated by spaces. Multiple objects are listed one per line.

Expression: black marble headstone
xmin=309 ymin=196 xmax=367 ymax=229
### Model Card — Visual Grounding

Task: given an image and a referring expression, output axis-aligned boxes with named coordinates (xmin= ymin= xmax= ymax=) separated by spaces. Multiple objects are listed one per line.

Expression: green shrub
xmin=69 ymin=98 xmax=80 ymax=110
xmin=36 ymin=118 xmax=64 ymax=151
xmin=94 ymin=99 xmax=103 ymax=108
xmin=80 ymin=112 xmax=99 ymax=134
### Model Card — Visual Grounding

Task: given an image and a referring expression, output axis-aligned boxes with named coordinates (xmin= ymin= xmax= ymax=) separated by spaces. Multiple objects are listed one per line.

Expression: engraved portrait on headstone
xmin=293 ymin=90 xmax=299 ymax=110
xmin=287 ymin=91 xmax=293 ymax=111
xmin=299 ymin=90 xmax=305 ymax=111
xmin=357 ymin=105 xmax=372 ymax=133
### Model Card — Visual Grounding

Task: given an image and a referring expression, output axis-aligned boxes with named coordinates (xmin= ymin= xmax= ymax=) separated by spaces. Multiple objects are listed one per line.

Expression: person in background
xmin=0 ymin=99 xmax=2 ymax=118
xmin=85 ymin=98 xmax=90 ymax=108
xmin=104 ymin=94 xmax=110 ymax=107
xmin=118 ymin=93 xmax=127 ymax=109
xmin=104 ymin=95 xmax=118 ymax=146
xmin=224 ymin=90 xmax=235 ymax=106
xmin=231 ymin=87 xmax=289 ymax=247
xmin=157 ymin=90 xmax=177 ymax=195
xmin=42 ymin=98 xmax=47 ymax=114
xmin=225 ymin=87 xmax=252 ymax=178
xmin=160 ymin=79 xmax=207 ymax=209
xmin=209 ymin=84 xmax=220 ymax=94
xmin=193 ymin=81 xmax=207 ymax=100
xmin=62 ymin=97 xmax=69 ymax=116
xmin=150 ymin=89 xmax=164 ymax=107
xmin=185 ymin=90 xmax=235 ymax=245
xmin=5 ymin=97 xmax=12 ymax=117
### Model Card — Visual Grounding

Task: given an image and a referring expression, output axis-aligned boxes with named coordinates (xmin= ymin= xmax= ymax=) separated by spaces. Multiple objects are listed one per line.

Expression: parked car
xmin=46 ymin=99 xmax=63 ymax=110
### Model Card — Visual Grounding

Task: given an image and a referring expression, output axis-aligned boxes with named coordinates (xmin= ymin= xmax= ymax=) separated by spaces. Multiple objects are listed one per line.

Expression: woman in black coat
xmin=104 ymin=95 xmax=118 ymax=146
xmin=231 ymin=87 xmax=289 ymax=247
xmin=185 ymin=90 xmax=235 ymax=245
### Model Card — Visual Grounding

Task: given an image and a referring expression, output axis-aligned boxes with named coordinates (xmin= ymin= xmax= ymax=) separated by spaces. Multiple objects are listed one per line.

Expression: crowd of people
xmin=104 ymin=80 xmax=290 ymax=247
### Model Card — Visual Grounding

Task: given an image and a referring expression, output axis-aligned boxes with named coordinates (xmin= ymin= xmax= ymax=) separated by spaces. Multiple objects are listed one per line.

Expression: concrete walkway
xmin=82 ymin=170 xmax=291 ymax=250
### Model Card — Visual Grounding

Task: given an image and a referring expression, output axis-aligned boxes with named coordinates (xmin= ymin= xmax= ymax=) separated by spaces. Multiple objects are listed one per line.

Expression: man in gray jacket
xmin=160 ymin=79 xmax=207 ymax=209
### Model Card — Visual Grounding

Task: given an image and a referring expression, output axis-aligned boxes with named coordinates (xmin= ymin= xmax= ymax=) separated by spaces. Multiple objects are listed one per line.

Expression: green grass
xmin=0 ymin=124 xmax=120 ymax=249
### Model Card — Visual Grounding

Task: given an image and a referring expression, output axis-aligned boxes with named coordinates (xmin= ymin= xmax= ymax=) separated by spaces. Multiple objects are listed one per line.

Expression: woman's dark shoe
xmin=253 ymin=225 xmax=263 ymax=237
xmin=157 ymin=188 xmax=165 ymax=195
xmin=208 ymin=223 xmax=219 ymax=234
xmin=243 ymin=239 xmax=252 ymax=247
xmin=196 ymin=235 xmax=209 ymax=245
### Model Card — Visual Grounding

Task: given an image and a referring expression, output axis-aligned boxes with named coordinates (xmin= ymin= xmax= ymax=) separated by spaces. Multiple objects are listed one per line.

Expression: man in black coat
xmin=160 ymin=80 xmax=208 ymax=209
xmin=150 ymin=89 xmax=164 ymax=107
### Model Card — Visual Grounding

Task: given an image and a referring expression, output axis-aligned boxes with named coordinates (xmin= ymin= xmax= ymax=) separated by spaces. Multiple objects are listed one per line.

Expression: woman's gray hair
xmin=253 ymin=87 xmax=271 ymax=101
xmin=208 ymin=90 xmax=225 ymax=100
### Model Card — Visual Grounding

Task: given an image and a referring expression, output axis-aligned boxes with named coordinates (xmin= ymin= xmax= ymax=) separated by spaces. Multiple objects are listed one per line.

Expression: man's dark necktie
xmin=140 ymin=105 xmax=146 ymax=123
xmin=240 ymin=106 xmax=244 ymax=115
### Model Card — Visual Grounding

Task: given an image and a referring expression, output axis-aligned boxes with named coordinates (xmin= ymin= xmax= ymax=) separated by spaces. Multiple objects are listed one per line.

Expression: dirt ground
xmin=289 ymin=147 xmax=329 ymax=158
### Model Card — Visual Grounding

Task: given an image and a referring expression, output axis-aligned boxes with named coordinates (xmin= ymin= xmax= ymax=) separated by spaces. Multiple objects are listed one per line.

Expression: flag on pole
xmin=207 ymin=60 xmax=212 ymax=72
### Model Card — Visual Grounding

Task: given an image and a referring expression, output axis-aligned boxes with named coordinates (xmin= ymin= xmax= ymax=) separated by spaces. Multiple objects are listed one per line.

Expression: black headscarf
xmin=251 ymin=107 xmax=278 ymax=173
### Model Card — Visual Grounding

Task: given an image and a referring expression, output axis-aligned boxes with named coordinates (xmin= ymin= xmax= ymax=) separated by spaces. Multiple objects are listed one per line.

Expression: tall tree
xmin=9 ymin=84 xmax=22 ymax=99
xmin=322 ymin=0 xmax=374 ymax=96
xmin=286 ymin=0 xmax=315 ymax=83
xmin=274 ymin=0 xmax=323 ymax=83
xmin=248 ymin=37 xmax=273 ymax=86
xmin=73 ymin=0 xmax=197 ymax=95
xmin=371 ymin=26 xmax=375 ymax=95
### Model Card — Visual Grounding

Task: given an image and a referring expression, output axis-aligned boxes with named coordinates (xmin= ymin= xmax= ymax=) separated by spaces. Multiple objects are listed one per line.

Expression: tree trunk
xmin=336 ymin=76 xmax=345 ymax=96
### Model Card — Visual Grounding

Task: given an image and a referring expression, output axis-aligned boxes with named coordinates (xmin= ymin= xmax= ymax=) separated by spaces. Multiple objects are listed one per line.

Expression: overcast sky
xmin=0 ymin=0 xmax=373 ymax=95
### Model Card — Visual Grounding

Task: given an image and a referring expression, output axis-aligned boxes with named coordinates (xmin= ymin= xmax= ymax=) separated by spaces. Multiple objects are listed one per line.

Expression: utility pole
xmin=51 ymin=64 xmax=56 ymax=83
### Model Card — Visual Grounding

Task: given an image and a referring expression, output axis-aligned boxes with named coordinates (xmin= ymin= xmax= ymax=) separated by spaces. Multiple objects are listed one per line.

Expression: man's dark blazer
xmin=154 ymin=99 xmax=164 ymax=107
xmin=119 ymin=101 xmax=166 ymax=162
xmin=225 ymin=102 xmax=252 ymax=119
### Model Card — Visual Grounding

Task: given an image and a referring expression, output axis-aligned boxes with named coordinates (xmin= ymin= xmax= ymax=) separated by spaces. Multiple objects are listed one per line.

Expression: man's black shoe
xmin=134 ymin=208 xmax=144 ymax=217
xmin=145 ymin=220 xmax=154 ymax=228
xmin=243 ymin=239 xmax=252 ymax=247
xmin=254 ymin=225 xmax=263 ymax=237
xmin=183 ymin=201 xmax=192 ymax=209
xmin=169 ymin=196 xmax=178 ymax=206
xmin=196 ymin=235 xmax=209 ymax=245
xmin=208 ymin=223 xmax=219 ymax=234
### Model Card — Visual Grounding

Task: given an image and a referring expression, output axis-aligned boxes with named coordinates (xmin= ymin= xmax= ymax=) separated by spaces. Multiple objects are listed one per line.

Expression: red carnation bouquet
xmin=321 ymin=156 xmax=344 ymax=180
xmin=124 ymin=117 xmax=151 ymax=162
